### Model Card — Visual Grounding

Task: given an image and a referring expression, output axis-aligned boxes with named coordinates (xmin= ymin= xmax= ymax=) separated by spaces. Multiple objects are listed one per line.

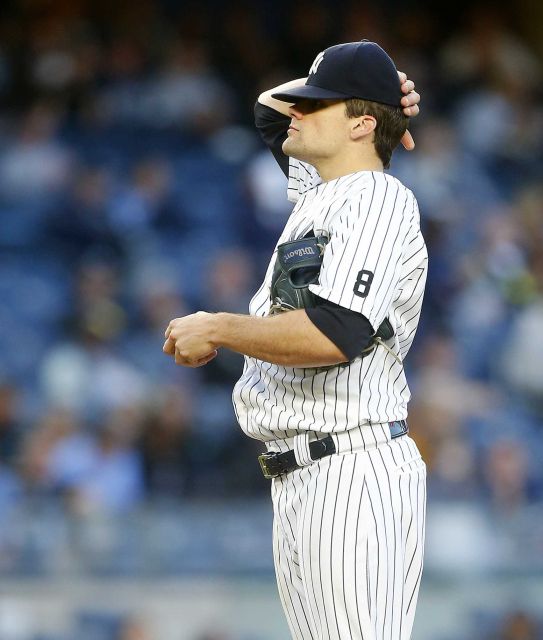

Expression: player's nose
xmin=288 ymin=104 xmax=304 ymax=120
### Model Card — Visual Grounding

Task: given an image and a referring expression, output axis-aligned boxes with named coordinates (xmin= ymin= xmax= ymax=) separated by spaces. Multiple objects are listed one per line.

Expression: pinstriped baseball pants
xmin=271 ymin=434 xmax=426 ymax=640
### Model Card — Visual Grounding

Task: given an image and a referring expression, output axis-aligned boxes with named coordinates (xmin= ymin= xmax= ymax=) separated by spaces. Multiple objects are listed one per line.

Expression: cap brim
xmin=271 ymin=84 xmax=351 ymax=102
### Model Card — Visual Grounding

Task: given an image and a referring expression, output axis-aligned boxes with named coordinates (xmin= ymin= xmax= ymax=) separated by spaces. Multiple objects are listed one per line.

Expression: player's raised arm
xmin=254 ymin=79 xmax=309 ymax=178
xmin=257 ymin=77 xmax=307 ymax=115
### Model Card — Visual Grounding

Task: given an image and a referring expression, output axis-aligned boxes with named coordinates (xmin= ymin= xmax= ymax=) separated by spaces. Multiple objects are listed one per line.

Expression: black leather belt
xmin=258 ymin=420 xmax=408 ymax=479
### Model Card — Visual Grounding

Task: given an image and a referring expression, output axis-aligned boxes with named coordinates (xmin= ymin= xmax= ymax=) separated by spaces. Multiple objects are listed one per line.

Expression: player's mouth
xmin=287 ymin=126 xmax=299 ymax=134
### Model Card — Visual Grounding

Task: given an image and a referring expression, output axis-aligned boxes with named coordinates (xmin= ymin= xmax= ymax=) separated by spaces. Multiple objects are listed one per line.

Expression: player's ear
xmin=350 ymin=115 xmax=376 ymax=141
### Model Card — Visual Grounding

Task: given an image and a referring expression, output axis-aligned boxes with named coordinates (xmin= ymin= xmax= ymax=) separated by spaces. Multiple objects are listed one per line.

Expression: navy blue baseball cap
xmin=272 ymin=40 xmax=402 ymax=107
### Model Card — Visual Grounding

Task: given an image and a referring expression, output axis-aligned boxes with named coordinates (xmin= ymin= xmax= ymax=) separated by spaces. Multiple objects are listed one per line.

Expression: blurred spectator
xmin=39 ymin=317 xmax=146 ymax=421
xmin=39 ymin=259 xmax=148 ymax=421
xmin=29 ymin=17 xmax=80 ymax=93
xmin=139 ymin=384 xmax=194 ymax=498
xmin=203 ymin=247 xmax=256 ymax=314
xmin=244 ymin=149 xmax=292 ymax=237
xmin=482 ymin=439 xmax=532 ymax=514
xmin=496 ymin=609 xmax=541 ymax=640
xmin=99 ymin=40 xmax=236 ymax=133
xmin=440 ymin=6 xmax=543 ymax=193
xmin=20 ymin=407 xmax=86 ymax=496
xmin=42 ymin=165 xmax=123 ymax=263
xmin=0 ymin=384 xmax=22 ymax=520
xmin=117 ymin=615 xmax=152 ymax=640
xmin=0 ymin=102 xmax=73 ymax=203
xmin=439 ymin=5 xmax=541 ymax=94
xmin=449 ymin=210 xmax=525 ymax=380
xmin=72 ymin=258 xmax=126 ymax=324
xmin=0 ymin=598 xmax=31 ymax=640
xmin=500 ymin=297 xmax=543 ymax=415
xmin=393 ymin=116 xmax=502 ymax=225
xmin=91 ymin=38 xmax=150 ymax=128
xmin=514 ymin=183 xmax=543 ymax=260
xmin=108 ymin=156 xmax=182 ymax=237
xmin=20 ymin=406 xmax=144 ymax=514
xmin=408 ymin=333 xmax=497 ymax=499
xmin=199 ymin=247 xmax=256 ymax=383
xmin=68 ymin=406 xmax=144 ymax=514
xmin=0 ymin=382 xmax=22 ymax=465
xmin=122 ymin=274 xmax=192 ymax=383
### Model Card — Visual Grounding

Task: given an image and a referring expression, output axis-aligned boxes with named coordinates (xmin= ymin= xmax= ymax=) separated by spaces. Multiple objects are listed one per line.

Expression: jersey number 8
xmin=353 ymin=269 xmax=374 ymax=298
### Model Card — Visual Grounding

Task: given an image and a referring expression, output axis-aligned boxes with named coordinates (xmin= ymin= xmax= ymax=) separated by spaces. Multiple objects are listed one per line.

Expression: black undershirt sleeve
xmin=254 ymin=102 xmax=290 ymax=177
xmin=305 ymin=297 xmax=375 ymax=362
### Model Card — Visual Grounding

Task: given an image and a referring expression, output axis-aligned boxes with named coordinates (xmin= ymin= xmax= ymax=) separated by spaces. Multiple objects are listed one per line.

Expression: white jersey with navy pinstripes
xmin=232 ymin=159 xmax=427 ymax=443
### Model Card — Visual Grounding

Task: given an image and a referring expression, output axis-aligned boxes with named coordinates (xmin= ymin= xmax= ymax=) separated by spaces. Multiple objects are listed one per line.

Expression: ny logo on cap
xmin=308 ymin=51 xmax=325 ymax=76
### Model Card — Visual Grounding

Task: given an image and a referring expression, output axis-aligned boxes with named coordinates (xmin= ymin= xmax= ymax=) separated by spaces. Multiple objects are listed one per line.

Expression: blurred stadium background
xmin=0 ymin=0 xmax=542 ymax=638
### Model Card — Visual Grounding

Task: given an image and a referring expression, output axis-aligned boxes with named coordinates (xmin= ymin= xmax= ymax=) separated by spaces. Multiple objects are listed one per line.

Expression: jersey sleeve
xmin=308 ymin=178 xmax=413 ymax=330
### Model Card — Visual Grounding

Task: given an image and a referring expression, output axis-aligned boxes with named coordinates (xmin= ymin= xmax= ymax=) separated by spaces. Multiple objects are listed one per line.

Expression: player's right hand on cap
xmin=398 ymin=71 xmax=420 ymax=151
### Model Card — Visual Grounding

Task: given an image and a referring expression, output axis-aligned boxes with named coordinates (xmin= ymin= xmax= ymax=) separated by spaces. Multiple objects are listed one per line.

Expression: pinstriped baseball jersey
xmin=232 ymin=160 xmax=428 ymax=444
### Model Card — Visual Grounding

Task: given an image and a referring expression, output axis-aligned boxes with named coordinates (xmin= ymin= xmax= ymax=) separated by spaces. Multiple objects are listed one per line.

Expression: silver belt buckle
xmin=258 ymin=452 xmax=279 ymax=479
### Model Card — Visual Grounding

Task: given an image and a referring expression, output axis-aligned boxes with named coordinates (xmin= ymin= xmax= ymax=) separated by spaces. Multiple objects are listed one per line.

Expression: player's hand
xmin=163 ymin=312 xmax=218 ymax=367
xmin=398 ymin=71 xmax=420 ymax=151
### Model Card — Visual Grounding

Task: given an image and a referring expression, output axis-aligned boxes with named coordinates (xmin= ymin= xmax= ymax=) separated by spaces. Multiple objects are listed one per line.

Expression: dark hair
xmin=344 ymin=99 xmax=408 ymax=169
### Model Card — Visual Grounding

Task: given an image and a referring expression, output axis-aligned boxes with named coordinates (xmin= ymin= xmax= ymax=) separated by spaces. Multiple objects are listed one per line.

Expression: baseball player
xmin=164 ymin=40 xmax=426 ymax=640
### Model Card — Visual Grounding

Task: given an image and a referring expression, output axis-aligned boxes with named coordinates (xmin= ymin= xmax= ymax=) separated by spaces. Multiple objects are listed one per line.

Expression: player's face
xmin=282 ymin=99 xmax=350 ymax=164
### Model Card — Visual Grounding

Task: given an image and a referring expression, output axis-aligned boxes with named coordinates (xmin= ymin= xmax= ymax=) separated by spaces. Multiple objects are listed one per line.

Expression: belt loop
xmin=293 ymin=433 xmax=313 ymax=467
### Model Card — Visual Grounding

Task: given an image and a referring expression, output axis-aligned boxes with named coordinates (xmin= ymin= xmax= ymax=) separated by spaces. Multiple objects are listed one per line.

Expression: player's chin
xmin=282 ymin=139 xmax=309 ymax=162
xmin=282 ymin=137 xmax=299 ymax=156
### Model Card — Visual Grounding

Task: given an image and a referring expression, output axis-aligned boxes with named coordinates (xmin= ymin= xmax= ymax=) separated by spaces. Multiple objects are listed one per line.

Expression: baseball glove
xmin=269 ymin=233 xmax=400 ymax=363
xmin=269 ymin=233 xmax=329 ymax=314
